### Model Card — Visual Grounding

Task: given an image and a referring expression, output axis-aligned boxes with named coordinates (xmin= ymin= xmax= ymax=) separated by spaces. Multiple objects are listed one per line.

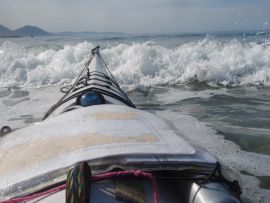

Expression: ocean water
xmin=0 ymin=31 xmax=270 ymax=202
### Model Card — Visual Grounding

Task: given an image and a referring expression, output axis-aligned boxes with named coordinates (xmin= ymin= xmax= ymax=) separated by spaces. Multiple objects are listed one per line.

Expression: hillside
xmin=14 ymin=25 xmax=50 ymax=36
xmin=0 ymin=25 xmax=124 ymax=37
xmin=0 ymin=25 xmax=19 ymax=37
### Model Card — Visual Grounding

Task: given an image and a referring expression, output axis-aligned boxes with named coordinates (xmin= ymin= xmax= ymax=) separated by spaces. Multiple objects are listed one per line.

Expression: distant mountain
xmin=0 ymin=25 xmax=19 ymax=37
xmin=53 ymin=31 xmax=124 ymax=36
xmin=1 ymin=25 xmax=125 ymax=38
xmin=14 ymin=25 xmax=50 ymax=36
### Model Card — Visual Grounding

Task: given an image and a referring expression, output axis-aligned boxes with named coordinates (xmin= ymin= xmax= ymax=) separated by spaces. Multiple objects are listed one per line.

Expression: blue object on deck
xmin=80 ymin=91 xmax=104 ymax=107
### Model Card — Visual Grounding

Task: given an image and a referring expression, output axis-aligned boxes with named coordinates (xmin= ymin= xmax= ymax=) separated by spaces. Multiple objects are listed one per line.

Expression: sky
xmin=1 ymin=0 xmax=270 ymax=33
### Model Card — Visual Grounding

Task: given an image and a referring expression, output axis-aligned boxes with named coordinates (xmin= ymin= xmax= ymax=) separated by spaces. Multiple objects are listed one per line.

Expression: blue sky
xmin=1 ymin=0 xmax=270 ymax=33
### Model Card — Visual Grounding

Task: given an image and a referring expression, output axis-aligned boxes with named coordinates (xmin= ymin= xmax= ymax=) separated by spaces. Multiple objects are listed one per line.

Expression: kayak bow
xmin=0 ymin=46 xmax=241 ymax=203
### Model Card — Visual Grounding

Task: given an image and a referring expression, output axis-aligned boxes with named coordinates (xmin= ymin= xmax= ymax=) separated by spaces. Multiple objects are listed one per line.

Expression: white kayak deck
xmin=0 ymin=104 xmax=216 ymax=191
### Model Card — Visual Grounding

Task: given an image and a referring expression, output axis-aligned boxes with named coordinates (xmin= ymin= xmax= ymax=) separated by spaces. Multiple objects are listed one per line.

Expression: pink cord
xmin=0 ymin=184 xmax=66 ymax=203
xmin=0 ymin=170 xmax=158 ymax=203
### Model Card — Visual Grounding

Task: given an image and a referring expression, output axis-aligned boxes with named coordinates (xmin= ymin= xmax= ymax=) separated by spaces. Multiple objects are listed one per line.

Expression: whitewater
xmin=0 ymin=32 xmax=270 ymax=202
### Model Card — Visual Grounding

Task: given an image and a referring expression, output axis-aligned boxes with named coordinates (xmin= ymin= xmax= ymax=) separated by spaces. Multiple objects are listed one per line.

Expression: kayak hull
xmin=0 ymin=47 xmax=241 ymax=202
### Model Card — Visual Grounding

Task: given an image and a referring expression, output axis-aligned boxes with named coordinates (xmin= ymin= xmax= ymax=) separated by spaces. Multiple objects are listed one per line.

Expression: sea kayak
xmin=0 ymin=46 xmax=241 ymax=203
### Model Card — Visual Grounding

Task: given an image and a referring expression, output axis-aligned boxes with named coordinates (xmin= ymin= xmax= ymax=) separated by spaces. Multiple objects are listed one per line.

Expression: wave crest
xmin=1 ymin=39 xmax=270 ymax=87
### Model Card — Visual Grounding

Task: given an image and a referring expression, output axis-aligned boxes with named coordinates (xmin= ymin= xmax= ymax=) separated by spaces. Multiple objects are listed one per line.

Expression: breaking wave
xmin=1 ymin=39 xmax=270 ymax=88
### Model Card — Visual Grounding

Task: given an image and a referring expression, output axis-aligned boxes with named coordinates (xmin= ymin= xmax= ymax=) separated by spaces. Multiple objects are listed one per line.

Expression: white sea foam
xmin=157 ymin=110 xmax=270 ymax=203
xmin=0 ymin=41 xmax=93 ymax=87
xmin=1 ymin=39 xmax=270 ymax=87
